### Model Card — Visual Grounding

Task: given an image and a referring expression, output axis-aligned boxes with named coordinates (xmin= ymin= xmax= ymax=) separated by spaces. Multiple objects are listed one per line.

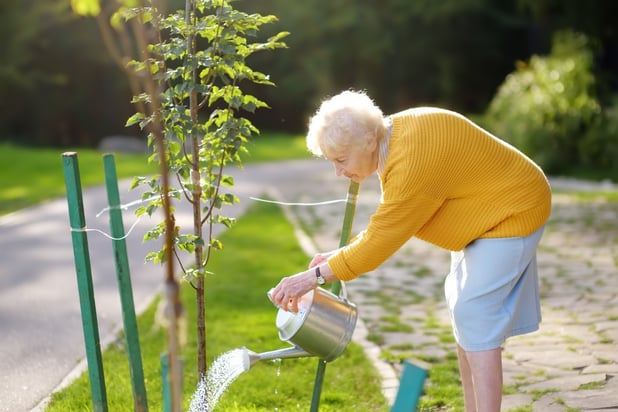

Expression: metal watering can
xmin=242 ymin=286 xmax=358 ymax=369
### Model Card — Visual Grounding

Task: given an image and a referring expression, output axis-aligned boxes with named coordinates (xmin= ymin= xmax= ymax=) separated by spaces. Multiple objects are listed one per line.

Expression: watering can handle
xmin=338 ymin=281 xmax=349 ymax=302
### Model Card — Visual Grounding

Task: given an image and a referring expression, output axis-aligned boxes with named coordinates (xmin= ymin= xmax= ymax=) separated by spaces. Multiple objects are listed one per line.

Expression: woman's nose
xmin=334 ymin=166 xmax=344 ymax=177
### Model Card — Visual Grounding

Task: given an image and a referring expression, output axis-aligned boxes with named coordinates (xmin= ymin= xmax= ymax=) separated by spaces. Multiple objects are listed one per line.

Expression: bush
xmin=579 ymin=96 xmax=618 ymax=176
xmin=485 ymin=30 xmax=601 ymax=173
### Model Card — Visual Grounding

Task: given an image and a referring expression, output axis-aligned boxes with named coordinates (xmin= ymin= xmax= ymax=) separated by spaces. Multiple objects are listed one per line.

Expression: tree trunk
xmin=186 ymin=0 xmax=208 ymax=377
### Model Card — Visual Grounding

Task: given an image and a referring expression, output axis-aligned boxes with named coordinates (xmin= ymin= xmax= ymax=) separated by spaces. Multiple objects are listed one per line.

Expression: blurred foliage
xmin=485 ymin=30 xmax=617 ymax=176
xmin=1 ymin=0 xmax=617 ymax=180
xmin=241 ymin=0 xmax=532 ymax=130
xmin=0 ymin=0 xmax=135 ymax=147
xmin=579 ymin=96 xmax=618 ymax=176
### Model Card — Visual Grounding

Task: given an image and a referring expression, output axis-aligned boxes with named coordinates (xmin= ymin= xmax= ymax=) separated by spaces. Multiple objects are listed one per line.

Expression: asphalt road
xmin=0 ymin=159 xmax=336 ymax=412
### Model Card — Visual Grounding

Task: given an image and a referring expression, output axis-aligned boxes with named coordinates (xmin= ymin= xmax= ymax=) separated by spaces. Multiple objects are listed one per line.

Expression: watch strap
xmin=315 ymin=266 xmax=326 ymax=285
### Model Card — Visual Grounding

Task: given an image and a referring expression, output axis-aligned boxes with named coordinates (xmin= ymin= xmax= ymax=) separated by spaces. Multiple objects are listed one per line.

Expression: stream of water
xmin=188 ymin=348 xmax=248 ymax=412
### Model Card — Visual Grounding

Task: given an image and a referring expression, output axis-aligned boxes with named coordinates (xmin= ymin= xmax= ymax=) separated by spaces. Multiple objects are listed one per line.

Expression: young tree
xmin=72 ymin=0 xmax=287 ymax=409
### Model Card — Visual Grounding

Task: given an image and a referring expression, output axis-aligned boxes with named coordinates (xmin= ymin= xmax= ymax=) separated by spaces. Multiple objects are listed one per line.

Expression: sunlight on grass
xmin=44 ymin=202 xmax=388 ymax=411
xmin=0 ymin=142 xmax=154 ymax=215
xmin=0 ymin=134 xmax=308 ymax=216
xmin=418 ymin=352 xmax=464 ymax=411
xmin=240 ymin=132 xmax=309 ymax=163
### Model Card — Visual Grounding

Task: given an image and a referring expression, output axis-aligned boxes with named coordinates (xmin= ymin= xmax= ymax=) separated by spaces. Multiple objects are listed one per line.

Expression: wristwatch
xmin=315 ymin=266 xmax=326 ymax=285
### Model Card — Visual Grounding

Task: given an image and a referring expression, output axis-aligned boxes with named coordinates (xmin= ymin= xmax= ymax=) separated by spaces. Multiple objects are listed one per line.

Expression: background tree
xmin=241 ymin=0 xmax=535 ymax=130
xmin=4 ymin=0 xmax=618 ymax=177
xmin=0 ymin=0 xmax=134 ymax=146
xmin=515 ymin=0 xmax=618 ymax=99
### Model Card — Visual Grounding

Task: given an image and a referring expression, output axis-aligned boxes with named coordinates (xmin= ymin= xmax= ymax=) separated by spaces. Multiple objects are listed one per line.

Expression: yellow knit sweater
xmin=328 ymin=108 xmax=552 ymax=281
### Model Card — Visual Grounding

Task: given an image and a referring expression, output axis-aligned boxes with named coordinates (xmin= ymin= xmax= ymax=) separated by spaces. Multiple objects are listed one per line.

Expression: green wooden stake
xmin=390 ymin=359 xmax=429 ymax=412
xmin=161 ymin=353 xmax=183 ymax=412
xmin=330 ymin=181 xmax=360 ymax=296
xmin=161 ymin=354 xmax=171 ymax=412
xmin=310 ymin=181 xmax=360 ymax=412
xmin=62 ymin=152 xmax=108 ymax=412
xmin=102 ymin=154 xmax=149 ymax=411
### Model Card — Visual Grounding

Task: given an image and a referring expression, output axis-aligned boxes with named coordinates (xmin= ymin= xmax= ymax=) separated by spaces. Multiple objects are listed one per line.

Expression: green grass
xmin=240 ymin=132 xmax=311 ymax=163
xmin=0 ymin=133 xmax=310 ymax=216
xmin=0 ymin=143 xmax=157 ymax=215
xmin=419 ymin=352 xmax=465 ymax=411
xmin=45 ymin=201 xmax=389 ymax=411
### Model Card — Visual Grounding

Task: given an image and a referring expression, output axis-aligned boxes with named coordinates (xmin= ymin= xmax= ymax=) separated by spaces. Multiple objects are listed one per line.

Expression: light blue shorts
xmin=444 ymin=226 xmax=545 ymax=352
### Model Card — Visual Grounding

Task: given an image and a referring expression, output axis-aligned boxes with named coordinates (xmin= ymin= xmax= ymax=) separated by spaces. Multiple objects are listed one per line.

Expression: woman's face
xmin=324 ymin=138 xmax=378 ymax=183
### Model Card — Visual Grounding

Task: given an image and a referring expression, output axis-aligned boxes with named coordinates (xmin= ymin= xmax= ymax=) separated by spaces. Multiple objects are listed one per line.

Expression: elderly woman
xmin=270 ymin=90 xmax=551 ymax=411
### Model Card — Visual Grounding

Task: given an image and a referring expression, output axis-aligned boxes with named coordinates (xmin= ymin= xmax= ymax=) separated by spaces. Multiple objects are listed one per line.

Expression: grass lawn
xmin=0 ymin=133 xmax=310 ymax=216
xmin=0 ymin=142 xmax=154 ymax=215
xmin=44 ymin=201 xmax=389 ymax=411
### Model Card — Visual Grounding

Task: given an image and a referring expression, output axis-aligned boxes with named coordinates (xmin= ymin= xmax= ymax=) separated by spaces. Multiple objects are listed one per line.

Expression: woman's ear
xmin=364 ymin=133 xmax=378 ymax=152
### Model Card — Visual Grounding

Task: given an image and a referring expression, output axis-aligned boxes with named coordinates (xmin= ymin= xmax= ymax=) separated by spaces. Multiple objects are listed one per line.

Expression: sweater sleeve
xmin=328 ymin=191 xmax=442 ymax=281
xmin=328 ymin=120 xmax=443 ymax=281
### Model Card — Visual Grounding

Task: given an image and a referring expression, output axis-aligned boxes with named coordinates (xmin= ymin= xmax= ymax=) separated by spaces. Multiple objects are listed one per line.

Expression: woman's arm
xmin=269 ymin=260 xmax=338 ymax=313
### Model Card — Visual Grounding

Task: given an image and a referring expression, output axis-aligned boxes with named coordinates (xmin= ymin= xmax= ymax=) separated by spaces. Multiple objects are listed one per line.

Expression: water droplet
xmin=189 ymin=348 xmax=248 ymax=412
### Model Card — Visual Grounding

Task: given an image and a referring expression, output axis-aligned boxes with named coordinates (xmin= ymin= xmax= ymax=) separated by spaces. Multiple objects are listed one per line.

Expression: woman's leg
xmin=447 ymin=228 xmax=545 ymax=410
xmin=456 ymin=344 xmax=477 ymax=411
xmin=457 ymin=344 xmax=503 ymax=412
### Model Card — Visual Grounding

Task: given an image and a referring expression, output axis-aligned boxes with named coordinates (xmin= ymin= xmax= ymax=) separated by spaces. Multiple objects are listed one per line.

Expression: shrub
xmin=485 ymin=30 xmax=601 ymax=173
xmin=579 ymin=96 xmax=618 ymax=176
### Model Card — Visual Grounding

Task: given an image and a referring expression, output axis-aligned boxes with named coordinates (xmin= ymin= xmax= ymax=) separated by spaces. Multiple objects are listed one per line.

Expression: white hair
xmin=306 ymin=90 xmax=385 ymax=157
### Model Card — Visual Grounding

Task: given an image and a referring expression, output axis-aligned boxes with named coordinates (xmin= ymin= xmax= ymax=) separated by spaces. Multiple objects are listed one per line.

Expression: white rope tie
xmin=69 ymin=215 xmax=144 ymax=241
xmin=70 ymin=194 xmax=345 ymax=240
xmin=249 ymin=196 xmax=346 ymax=206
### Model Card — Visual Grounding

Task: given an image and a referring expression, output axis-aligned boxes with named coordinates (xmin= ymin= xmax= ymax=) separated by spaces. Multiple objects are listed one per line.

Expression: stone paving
xmin=280 ymin=172 xmax=618 ymax=411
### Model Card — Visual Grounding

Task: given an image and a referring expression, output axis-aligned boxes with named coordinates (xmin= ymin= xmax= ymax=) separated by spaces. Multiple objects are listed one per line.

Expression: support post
xmin=102 ymin=154 xmax=149 ymax=411
xmin=390 ymin=359 xmax=429 ymax=412
xmin=161 ymin=354 xmax=171 ymax=412
xmin=310 ymin=181 xmax=360 ymax=412
xmin=62 ymin=152 xmax=108 ymax=412
xmin=161 ymin=353 xmax=183 ymax=412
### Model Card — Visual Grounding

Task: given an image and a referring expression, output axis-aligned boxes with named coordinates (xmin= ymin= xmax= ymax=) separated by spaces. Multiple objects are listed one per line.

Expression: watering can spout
xmin=242 ymin=346 xmax=312 ymax=369
xmin=240 ymin=287 xmax=357 ymax=371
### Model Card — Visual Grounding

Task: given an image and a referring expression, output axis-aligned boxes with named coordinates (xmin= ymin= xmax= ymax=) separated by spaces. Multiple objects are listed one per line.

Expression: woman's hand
xmin=271 ymin=250 xmax=341 ymax=312
xmin=308 ymin=249 xmax=338 ymax=268
xmin=270 ymin=270 xmax=316 ymax=313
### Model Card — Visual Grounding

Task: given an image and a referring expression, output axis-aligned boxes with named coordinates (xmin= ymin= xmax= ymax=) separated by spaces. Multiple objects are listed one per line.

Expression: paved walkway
xmin=1 ymin=158 xmax=616 ymax=411
xmin=285 ymin=170 xmax=618 ymax=411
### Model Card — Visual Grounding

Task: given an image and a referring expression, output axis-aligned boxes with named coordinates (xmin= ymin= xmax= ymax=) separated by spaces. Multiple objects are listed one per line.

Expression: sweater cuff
xmin=327 ymin=253 xmax=358 ymax=282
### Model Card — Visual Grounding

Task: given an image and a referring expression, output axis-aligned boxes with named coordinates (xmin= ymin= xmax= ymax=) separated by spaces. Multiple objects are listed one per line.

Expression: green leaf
xmin=182 ymin=267 xmax=200 ymax=282
xmin=220 ymin=175 xmax=234 ymax=186
xmin=218 ymin=216 xmax=236 ymax=229
xmin=221 ymin=193 xmax=238 ymax=205
xmin=126 ymin=112 xmax=145 ymax=127
xmin=146 ymin=203 xmax=159 ymax=217
xmin=178 ymin=240 xmax=195 ymax=254
xmin=130 ymin=176 xmax=147 ymax=190
xmin=145 ymin=250 xmax=165 ymax=264
xmin=70 ymin=0 xmax=100 ymax=16
xmin=210 ymin=238 xmax=223 ymax=250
